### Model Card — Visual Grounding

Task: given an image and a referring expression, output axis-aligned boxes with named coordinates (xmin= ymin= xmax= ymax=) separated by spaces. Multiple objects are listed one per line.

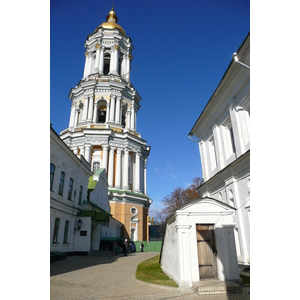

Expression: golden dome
xmin=98 ymin=8 xmax=126 ymax=36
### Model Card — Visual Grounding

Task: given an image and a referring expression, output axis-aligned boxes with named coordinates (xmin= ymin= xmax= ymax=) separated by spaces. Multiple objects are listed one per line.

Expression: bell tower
xmin=60 ymin=7 xmax=152 ymax=241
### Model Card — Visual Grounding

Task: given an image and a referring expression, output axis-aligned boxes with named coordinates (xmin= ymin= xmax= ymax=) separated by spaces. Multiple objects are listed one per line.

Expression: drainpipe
xmin=232 ymin=52 xmax=250 ymax=70
xmin=188 ymin=134 xmax=200 ymax=143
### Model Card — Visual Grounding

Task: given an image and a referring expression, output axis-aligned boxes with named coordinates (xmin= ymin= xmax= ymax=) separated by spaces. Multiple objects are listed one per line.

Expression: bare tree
xmin=155 ymin=177 xmax=202 ymax=224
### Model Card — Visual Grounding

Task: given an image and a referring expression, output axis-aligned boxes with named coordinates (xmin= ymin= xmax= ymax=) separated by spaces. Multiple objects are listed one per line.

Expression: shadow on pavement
xmin=50 ymin=251 xmax=136 ymax=277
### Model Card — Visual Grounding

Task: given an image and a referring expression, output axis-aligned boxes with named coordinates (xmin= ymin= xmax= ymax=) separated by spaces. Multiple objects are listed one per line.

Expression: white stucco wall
xmin=161 ymin=198 xmax=241 ymax=287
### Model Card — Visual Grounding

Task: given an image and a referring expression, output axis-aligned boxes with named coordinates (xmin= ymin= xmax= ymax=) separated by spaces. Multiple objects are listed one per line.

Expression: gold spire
xmin=99 ymin=7 xmax=126 ymax=35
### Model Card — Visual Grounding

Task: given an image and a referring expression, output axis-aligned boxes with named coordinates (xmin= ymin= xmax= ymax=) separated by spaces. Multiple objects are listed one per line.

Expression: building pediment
xmin=177 ymin=197 xmax=235 ymax=215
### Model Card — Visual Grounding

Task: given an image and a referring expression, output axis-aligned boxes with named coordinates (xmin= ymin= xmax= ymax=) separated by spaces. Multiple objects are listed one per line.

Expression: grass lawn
xmin=136 ymin=254 xmax=178 ymax=287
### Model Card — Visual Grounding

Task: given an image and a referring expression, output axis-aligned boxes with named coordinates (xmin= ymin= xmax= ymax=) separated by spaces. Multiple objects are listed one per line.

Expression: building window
xmin=78 ymin=185 xmax=83 ymax=205
xmin=50 ymin=164 xmax=55 ymax=191
xmin=53 ymin=218 xmax=60 ymax=243
xmin=93 ymin=162 xmax=100 ymax=173
xmin=63 ymin=221 xmax=70 ymax=243
xmin=58 ymin=172 xmax=65 ymax=196
xmin=68 ymin=178 xmax=73 ymax=200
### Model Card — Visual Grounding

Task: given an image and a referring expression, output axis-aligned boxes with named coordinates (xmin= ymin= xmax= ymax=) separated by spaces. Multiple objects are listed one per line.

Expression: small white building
xmin=188 ymin=33 xmax=250 ymax=266
xmin=160 ymin=197 xmax=241 ymax=288
xmin=50 ymin=126 xmax=122 ymax=254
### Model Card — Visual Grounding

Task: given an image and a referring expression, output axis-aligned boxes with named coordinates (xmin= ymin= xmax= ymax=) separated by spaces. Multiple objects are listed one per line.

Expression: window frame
xmin=58 ymin=172 xmax=65 ymax=196
xmin=63 ymin=220 xmax=70 ymax=244
xmin=52 ymin=218 xmax=60 ymax=243
xmin=78 ymin=185 xmax=83 ymax=205
xmin=67 ymin=178 xmax=73 ymax=200
xmin=50 ymin=163 xmax=55 ymax=191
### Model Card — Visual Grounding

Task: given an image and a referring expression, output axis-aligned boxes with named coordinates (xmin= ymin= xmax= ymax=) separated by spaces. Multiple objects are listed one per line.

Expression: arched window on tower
xmin=121 ymin=106 xmax=126 ymax=127
xmin=104 ymin=54 xmax=110 ymax=75
xmin=97 ymin=104 xmax=107 ymax=124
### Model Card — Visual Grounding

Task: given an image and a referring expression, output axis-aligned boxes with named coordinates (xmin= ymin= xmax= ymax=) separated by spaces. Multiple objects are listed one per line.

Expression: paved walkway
xmin=50 ymin=251 xmax=250 ymax=300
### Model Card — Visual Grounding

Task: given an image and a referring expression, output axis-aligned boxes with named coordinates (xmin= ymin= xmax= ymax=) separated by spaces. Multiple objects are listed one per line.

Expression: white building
xmin=188 ymin=33 xmax=250 ymax=266
xmin=59 ymin=8 xmax=152 ymax=241
xmin=50 ymin=126 xmax=122 ymax=254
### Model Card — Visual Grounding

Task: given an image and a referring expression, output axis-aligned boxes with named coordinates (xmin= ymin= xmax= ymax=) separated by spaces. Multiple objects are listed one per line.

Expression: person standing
xmin=123 ymin=239 xmax=128 ymax=256
xmin=140 ymin=242 xmax=144 ymax=252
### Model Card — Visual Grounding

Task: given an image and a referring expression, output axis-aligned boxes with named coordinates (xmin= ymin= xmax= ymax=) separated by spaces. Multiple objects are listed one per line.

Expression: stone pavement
xmin=50 ymin=251 xmax=250 ymax=300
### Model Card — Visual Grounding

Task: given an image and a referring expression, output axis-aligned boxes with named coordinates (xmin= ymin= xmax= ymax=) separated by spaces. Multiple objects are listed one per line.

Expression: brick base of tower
xmin=109 ymin=201 xmax=149 ymax=241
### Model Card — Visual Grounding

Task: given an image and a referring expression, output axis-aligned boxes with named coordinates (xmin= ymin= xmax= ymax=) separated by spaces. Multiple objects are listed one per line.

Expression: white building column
xmin=114 ymin=45 xmax=119 ymax=75
xmin=130 ymin=103 xmax=135 ymax=130
xmin=106 ymin=101 xmax=110 ymax=123
xmin=109 ymin=47 xmax=115 ymax=74
xmin=69 ymin=103 xmax=76 ymax=128
xmin=110 ymin=95 xmax=116 ymax=122
xmin=144 ymin=158 xmax=148 ymax=195
xmin=87 ymin=95 xmax=94 ymax=121
xmin=199 ymin=140 xmax=209 ymax=182
xmin=115 ymin=148 xmax=122 ymax=189
xmin=229 ymin=106 xmax=243 ymax=157
xmin=126 ymin=108 xmax=131 ymax=129
xmin=82 ymin=96 xmax=89 ymax=121
xmin=212 ymin=125 xmax=224 ymax=170
xmin=134 ymin=152 xmax=141 ymax=193
xmin=93 ymin=102 xmax=98 ymax=123
xmin=108 ymin=147 xmax=115 ymax=188
xmin=122 ymin=148 xmax=129 ymax=189
xmin=125 ymin=54 xmax=131 ymax=82
xmin=102 ymin=145 xmax=109 ymax=172
xmin=99 ymin=46 xmax=104 ymax=75
xmin=74 ymin=107 xmax=79 ymax=127
xmin=115 ymin=96 xmax=121 ymax=124
xmin=83 ymin=52 xmax=88 ymax=77
xmin=84 ymin=144 xmax=92 ymax=164
xmin=94 ymin=44 xmax=100 ymax=73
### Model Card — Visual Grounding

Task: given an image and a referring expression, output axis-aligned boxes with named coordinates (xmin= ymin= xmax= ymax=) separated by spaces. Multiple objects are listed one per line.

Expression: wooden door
xmin=196 ymin=224 xmax=218 ymax=279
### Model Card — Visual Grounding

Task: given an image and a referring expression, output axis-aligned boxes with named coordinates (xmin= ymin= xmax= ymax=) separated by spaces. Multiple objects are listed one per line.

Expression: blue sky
xmin=50 ymin=0 xmax=250 ymax=219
